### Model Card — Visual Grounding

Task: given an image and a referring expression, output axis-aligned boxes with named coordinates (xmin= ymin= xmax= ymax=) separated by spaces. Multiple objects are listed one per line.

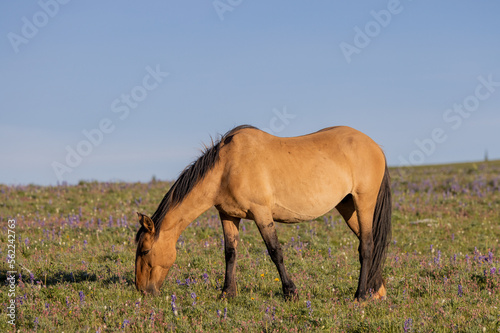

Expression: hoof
xmin=218 ymin=290 xmax=237 ymax=299
xmin=283 ymin=289 xmax=298 ymax=301
xmin=373 ymin=284 xmax=387 ymax=300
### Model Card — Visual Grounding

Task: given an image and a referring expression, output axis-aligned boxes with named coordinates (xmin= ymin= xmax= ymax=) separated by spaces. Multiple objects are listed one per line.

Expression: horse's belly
xmin=271 ymin=195 xmax=339 ymax=223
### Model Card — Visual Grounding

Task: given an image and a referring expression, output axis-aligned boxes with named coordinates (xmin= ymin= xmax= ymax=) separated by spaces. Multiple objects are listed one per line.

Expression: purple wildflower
xmin=30 ymin=273 xmax=34 ymax=284
xmin=224 ymin=307 xmax=227 ymax=319
xmin=79 ymin=291 xmax=85 ymax=303
xmin=458 ymin=284 xmax=463 ymax=297
xmin=171 ymin=294 xmax=178 ymax=316
xmin=122 ymin=319 xmax=130 ymax=328
xmin=490 ymin=268 xmax=496 ymax=275
xmin=25 ymin=238 xmax=29 ymax=247
xmin=217 ymin=309 xmax=221 ymax=317
xmin=306 ymin=300 xmax=312 ymax=316
xmin=203 ymin=272 xmax=209 ymax=283
xmin=434 ymin=250 xmax=441 ymax=265
xmin=66 ymin=296 xmax=70 ymax=308
xmin=191 ymin=292 xmax=197 ymax=306
xmin=404 ymin=318 xmax=413 ymax=332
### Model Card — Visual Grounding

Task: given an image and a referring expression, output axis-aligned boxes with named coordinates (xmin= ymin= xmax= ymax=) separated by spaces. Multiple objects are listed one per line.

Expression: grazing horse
xmin=135 ymin=125 xmax=392 ymax=300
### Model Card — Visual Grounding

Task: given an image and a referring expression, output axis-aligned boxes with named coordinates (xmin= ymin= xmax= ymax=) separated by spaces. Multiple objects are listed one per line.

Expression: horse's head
xmin=134 ymin=212 xmax=176 ymax=296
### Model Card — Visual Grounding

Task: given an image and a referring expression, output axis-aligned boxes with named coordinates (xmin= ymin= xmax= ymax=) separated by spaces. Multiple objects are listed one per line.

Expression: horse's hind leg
xmin=336 ymin=195 xmax=368 ymax=300
xmin=253 ymin=211 xmax=297 ymax=299
xmin=337 ymin=192 xmax=377 ymax=300
xmin=220 ymin=212 xmax=241 ymax=298
xmin=336 ymin=194 xmax=360 ymax=237
xmin=353 ymin=192 xmax=380 ymax=301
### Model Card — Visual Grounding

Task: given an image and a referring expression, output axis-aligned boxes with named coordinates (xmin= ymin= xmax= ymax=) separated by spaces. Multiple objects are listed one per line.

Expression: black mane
xmin=136 ymin=125 xmax=257 ymax=241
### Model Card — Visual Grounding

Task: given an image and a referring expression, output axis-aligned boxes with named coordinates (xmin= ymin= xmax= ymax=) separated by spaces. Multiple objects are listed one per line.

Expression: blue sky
xmin=1 ymin=1 xmax=499 ymax=185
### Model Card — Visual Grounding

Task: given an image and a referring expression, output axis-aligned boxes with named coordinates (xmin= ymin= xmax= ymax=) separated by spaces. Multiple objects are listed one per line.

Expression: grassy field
xmin=1 ymin=161 xmax=499 ymax=332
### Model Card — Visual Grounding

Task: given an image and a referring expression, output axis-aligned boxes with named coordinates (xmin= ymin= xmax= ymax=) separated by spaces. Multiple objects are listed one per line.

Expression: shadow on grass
xmin=2 ymin=269 xmax=135 ymax=287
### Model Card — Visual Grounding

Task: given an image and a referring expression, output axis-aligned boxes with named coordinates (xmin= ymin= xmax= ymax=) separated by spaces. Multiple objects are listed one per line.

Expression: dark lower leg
xmin=355 ymin=236 xmax=373 ymax=300
xmin=257 ymin=221 xmax=296 ymax=299
xmin=220 ymin=213 xmax=240 ymax=298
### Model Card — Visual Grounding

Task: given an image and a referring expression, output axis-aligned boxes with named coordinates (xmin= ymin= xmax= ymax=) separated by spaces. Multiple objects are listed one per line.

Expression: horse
xmin=134 ymin=125 xmax=392 ymax=301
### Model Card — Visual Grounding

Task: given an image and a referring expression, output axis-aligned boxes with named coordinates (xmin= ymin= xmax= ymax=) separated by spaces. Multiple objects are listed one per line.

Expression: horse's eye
xmin=141 ymin=249 xmax=151 ymax=256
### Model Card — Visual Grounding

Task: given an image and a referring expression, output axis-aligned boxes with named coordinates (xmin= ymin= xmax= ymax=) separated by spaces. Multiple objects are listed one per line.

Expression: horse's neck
xmin=161 ymin=170 xmax=220 ymax=239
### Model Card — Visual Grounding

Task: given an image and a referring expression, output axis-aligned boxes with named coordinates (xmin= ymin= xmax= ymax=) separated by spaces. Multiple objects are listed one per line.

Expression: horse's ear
xmin=137 ymin=212 xmax=155 ymax=234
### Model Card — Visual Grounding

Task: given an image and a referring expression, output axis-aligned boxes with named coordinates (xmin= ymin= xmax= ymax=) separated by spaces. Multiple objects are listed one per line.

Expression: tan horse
xmin=135 ymin=125 xmax=391 ymax=300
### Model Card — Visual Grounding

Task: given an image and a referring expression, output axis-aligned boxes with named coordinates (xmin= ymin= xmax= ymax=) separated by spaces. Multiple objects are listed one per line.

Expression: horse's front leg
xmin=254 ymin=212 xmax=297 ymax=300
xmin=219 ymin=212 xmax=241 ymax=298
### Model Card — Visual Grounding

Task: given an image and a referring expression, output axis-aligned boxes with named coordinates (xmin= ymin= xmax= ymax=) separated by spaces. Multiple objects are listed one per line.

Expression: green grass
xmin=1 ymin=161 xmax=500 ymax=332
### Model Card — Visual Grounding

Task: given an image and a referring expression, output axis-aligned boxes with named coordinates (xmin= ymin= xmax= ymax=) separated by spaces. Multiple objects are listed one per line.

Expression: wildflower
xmin=83 ymin=240 xmax=87 ymax=249
xmin=328 ymin=247 xmax=331 ymax=257
xmin=30 ymin=273 xmax=34 ymax=284
xmin=224 ymin=307 xmax=227 ymax=319
xmin=171 ymin=294 xmax=178 ymax=316
xmin=203 ymin=272 xmax=209 ymax=283
xmin=434 ymin=250 xmax=441 ymax=265
xmin=191 ymin=292 xmax=197 ymax=306
xmin=491 ymin=268 xmax=496 ymax=275
xmin=66 ymin=296 xmax=70 ymax=308
xmin=261 ymin=273 xmax=265 ymax=277
xmin=306 ymin=300 xmax=312 ymax=316
xmin=79 ymin=291 xmax=85 ymax=303
xmin=217 ymin=309 xmax=221 ymax=317
xmin=458 ymin=284 xmax=463 ymax=297
xmin=403 ymin=318 xmax=413 ymax=332
xmin=122 ymin=319 xmax=130 ymax=328
xmin=34 ymin=317 xmax=39 ymax=328
xmin=25 ymin=238 xmax=30 ymax=247
xmin=275 ymin=278 xmax=279 ymax=282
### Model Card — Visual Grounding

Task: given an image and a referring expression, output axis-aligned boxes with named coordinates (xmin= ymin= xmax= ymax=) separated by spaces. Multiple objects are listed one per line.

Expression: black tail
xmin=367 ymin=164 xmax=392 ymax=292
